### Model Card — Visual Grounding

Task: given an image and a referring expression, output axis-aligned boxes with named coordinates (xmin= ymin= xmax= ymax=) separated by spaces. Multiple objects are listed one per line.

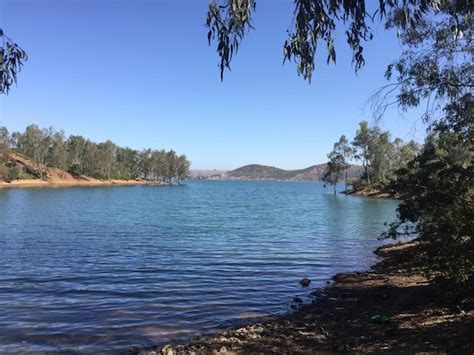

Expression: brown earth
xmin=0 ymin=153 xmax=154 ymax=189
xmin=343 ymin=187 xmax=397 ymax=199
xmin=137 ymin=241 xmax=473 ymax=354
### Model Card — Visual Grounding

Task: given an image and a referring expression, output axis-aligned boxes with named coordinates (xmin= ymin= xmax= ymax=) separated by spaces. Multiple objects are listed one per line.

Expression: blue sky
xmin=0 ymin=0 xmax=427 ymax=170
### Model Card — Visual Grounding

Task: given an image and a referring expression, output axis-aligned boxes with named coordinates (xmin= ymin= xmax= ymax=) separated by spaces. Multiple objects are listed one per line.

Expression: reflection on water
xmin=0 ymin=180 xmax=398 ymax=351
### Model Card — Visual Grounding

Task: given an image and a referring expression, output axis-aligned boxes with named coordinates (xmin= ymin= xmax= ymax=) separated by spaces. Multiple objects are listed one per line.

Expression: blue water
xmin=0 ymin=180 xmax=398 ymax=352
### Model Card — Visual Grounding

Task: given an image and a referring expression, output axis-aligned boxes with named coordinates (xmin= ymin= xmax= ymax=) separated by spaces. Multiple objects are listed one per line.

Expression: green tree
xmin=0 ymin=126 xmax=9 ymax=163
xmin=165 ymin=150 xmax=178 ymax=184
xmin=48 ymin=130 xmax=69 ymax=172
xmin=151 ymin=150 xmax=167 ymax=182
xmin=370 ymin=129 xmax=394 ymax=185
xmin=17 ymin=125 xmax=51 ymax=178
xmin=96 ymin=140 xmax=116 ymax=180
xmin=81 ymin=140 xmax=101 ymax=178
xmin=176 ymin=154 xmax=191 ymax=185
xmin=323 ymin=141 xmax=347 ymax=194
xmin=392 ymin=138 xmax=419 ymax=172
xmin=67 ymin=135 xmax=88 ymax=175
xmin=2 ymin=124 xmax=191 ymax=185
xmin=115 ymin=147 xmax=138 ymax=179
xmin=386 ymin=127 xmax=473 ymax=291
xmin=334 ymin=135 xmax=352 ymax=192
xmin=352 ymin=121 xmax=373 ymax=184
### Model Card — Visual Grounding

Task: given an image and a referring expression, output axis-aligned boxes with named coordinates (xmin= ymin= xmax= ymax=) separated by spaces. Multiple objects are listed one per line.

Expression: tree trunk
xmin=345 ymin=170 xmax=348 ymax=193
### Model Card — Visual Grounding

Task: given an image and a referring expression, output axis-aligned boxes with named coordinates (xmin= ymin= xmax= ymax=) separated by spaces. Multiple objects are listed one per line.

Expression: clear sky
xmin=0 ymin=0 xmax=427 ymax=170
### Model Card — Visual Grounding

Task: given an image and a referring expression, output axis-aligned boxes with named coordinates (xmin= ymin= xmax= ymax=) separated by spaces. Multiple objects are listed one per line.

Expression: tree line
xmin=323 ymin=121 xmax=419 ymax=194
xmin=0 ymin=124 xmax=191 ymax=184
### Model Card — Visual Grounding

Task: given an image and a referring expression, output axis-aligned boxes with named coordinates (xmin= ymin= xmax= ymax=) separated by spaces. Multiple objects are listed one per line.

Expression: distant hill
xmin=189 ymin=169 xmax=228 ymax=179
xmin=210 ymin=164 xmax=364 ymax=181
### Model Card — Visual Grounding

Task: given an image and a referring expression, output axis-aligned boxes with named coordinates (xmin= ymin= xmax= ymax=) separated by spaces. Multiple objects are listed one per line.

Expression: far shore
xmin=0 ymin=178 xmax=170 ymax=189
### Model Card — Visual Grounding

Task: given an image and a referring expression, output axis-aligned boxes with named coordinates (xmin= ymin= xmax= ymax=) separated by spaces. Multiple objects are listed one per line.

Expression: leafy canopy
xmin=206 ymin=0 xmax=473 ymax=83
xmin=0 ymin=29 xmax=28 ymax=94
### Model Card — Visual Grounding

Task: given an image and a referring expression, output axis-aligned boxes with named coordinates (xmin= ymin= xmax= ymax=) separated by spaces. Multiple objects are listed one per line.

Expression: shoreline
xmin=342 ymin=187 xmax=397 ymax=199
xmin=137 ymin=240 xmax=473 ymax=354
xmin=0 ymin=178 xmax=169 ymax=189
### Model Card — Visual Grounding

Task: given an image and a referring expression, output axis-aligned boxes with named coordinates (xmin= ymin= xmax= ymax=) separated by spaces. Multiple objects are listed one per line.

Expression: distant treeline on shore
xmin=322 ymin=120 xmax=419 ymax=193
xmin=0 ymin=125 xmax=190 ymax=183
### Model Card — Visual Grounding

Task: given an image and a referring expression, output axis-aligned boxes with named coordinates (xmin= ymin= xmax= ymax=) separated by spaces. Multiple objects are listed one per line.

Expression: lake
xmin=0 ymin=180 xmax=398 ymax=352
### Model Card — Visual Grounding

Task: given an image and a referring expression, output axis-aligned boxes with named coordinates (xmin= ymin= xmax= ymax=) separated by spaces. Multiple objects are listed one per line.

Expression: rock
xmin=213 ymin=346 xmax=228 ymax=354
xmin=293 ymin=296 xmax=303 ymax=303
xmin=299 ymin=277 xmax=311 ymax=287
xmin=161 ymin=344 xmax=175 ymax=355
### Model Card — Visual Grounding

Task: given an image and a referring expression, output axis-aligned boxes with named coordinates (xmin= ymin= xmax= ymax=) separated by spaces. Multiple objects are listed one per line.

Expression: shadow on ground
xmin=138 ymin=242 xmax=474 ymax=354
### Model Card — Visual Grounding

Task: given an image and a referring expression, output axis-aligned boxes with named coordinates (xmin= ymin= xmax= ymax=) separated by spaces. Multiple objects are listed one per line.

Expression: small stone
xmin=161 ymin=344 xmax=175 ymax=355
xmin=299 ymin=277 xmax=311 ymax=287
xmin=293 ymin=296 xmax=303 ymax=304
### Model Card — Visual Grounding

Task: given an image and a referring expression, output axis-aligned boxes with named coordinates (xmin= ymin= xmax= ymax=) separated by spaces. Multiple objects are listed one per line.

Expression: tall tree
xmin=352 ymin=121 xmax=373 ymax=184
xmin=323 ymin=141 xmax=347 ymax=194
xmin=333 ymin=135 xmax=352 ymax=192
xmin=2 ymin=124 xmax=191 ymax=184
xmin=67 ymin=135 xmax=88 ymax=175
xmin=17 ymin=125 xmax=51 ymax=178
xmin=48 ymin=130 xmax=69 ymax=172
xmin=96 ymin=140 xmax=116 ymax=180
xmin=165 ymin=150 xmax=177 ymax=184
xmin=370 ymin=129 xmax=394 ymax=184
xmin=0 ymin=126 xmax=9 ymax=163
xmin=176 ymin=154 xmax=191 ymax=185
xmin=386 ymin=127 xmax=473 ymax=291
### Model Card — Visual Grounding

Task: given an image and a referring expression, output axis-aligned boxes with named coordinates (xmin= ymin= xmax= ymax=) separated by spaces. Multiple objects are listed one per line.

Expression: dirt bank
xmin=0 ymin=153 xmax=163 ymax=189
xmin=137 ymin=241 xmax=473 ymax=354
xmin=343 ymin=187 xmax=397 ymax=199
xmin=0 ymin=178 xmax=155 ymax=189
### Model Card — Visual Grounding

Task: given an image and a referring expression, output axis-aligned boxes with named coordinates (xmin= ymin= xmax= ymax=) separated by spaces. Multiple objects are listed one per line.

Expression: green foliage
xmin=4 ymin=124 xmax=191 ymax=184
xmin=17 ymin=170 xmax=37 ymax=180
xmin=206 ymin=1 xmax=470 ymax=82
xmin=0 ymin=29 xmax=28 ymax=94
xmin=351 ymin=121 xmax=417 ymax=188
xmin=206 ymin=0 xmax=256 ymax=81
xmin=378 ymin=2 xmax=472 ymax=292
xmin=377 ymin=3 xmax=473 ymax=120
xmin=0 ymin=163 xmax=20 ymax=182
xmin=386 ymin=125 xmax=473 ymax=292
xmin=0 ymin=126 xmax=9 ymax=163
xmin=323 ymin=135 xmax=351 ymax=193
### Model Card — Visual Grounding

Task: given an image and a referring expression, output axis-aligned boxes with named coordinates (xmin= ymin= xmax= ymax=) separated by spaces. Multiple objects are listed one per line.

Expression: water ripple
xmin=0 ymin=180 xmax=398 ymax=352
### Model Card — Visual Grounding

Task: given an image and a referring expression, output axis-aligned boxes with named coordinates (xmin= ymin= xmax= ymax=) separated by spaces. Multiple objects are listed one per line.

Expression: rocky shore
xmin=342 ymin=187 xmax=396 ymax=199
xmin=135 ymin=241 xmax=473 ymax=354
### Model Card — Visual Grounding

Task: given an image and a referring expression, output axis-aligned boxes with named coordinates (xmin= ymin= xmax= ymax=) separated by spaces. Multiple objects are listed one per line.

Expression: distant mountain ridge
xmin=189 ymin=169 xmax=227 ymax=179
xmin=210 ymin=164 xmax=364 ymax=181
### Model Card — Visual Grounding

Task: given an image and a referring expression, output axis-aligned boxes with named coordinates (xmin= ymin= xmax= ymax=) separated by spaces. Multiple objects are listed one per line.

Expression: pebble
xmin=299 ymin=277 xmax=311 ymax=287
